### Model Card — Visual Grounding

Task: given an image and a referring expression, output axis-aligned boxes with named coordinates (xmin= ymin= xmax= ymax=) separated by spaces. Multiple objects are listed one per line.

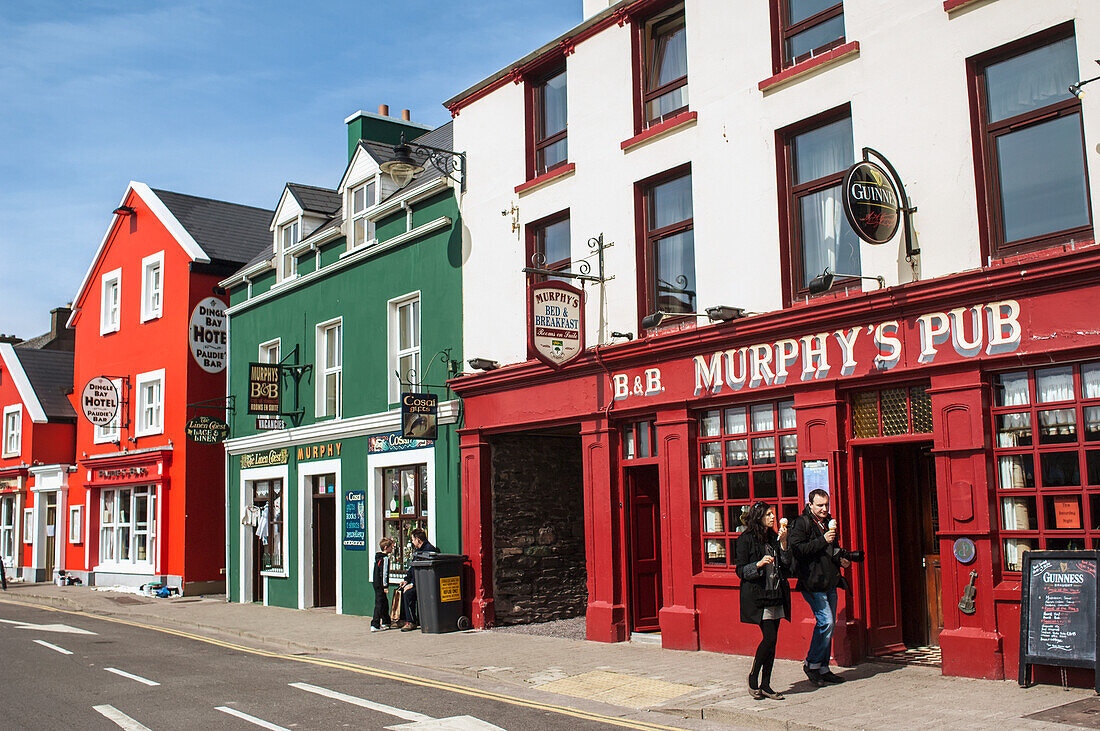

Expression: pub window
xmin=529 ymin=66 xmax=568 ymax=177
xmin=638 ymin=166 xmax=695 ymax=327
xmin=779 ymin=107 xmax=859 ymax=301
xmin=526 ymin=211 xmax=571 ymax=283
xmin=2 ymin=405 xmax=20 ymax=458
xmin=134 ymin=369 xmax=164 ymax=438
xmin=252 ymin=479 xmax=284 ymax=572
xmin=622 ymin=420 xmax=658 ymax=460
xmin=970 ymin=24 xmax=1092 ymax=257
xmin=993 ymin=361 xmax=1100 ymax=571
xmin=388 ymin=294 xmax=420 ymax=403
xmin=382 ymin=465 xmax=429 ymax=579
xmin=638 ymin=5 xmax=688 ymax=128
xmin=772 ymin=0 xmax=845 ymax=71
xmin=350 ymin=180 xmax=377 ymax=249
xmin=100 ymin=268 xmax=121 ymax=335
xmin=99 ymin=486 xmax=155 ymax=566
xmin=698 ymin=400 xmax=798 ymax=568
xmin=0 ymin=495 xmax=16 ymax=566
xmin=851 ymin=386 xmax=933 ymax=438
xmin=140 ymin=251 xmax=164 ymax=322
xmin=278 ymin=220 xmax=299 ymax=282
xmin=316 ymin=319 xmax=342 ymax=419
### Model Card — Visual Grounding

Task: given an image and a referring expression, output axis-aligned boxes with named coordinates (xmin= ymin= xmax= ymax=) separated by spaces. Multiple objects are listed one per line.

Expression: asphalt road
xmin=0 ymin=601 xmax=695 ymax=731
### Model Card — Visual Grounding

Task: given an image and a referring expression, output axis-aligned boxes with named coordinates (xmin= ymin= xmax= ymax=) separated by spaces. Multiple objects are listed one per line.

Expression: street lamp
xmin=380 ymin=133 xmax=467 ymax=192
xmin=467 ymin=357 xmax=500 ymax=371
xmin=1069 ymin=60 xmax=1100 ymax=98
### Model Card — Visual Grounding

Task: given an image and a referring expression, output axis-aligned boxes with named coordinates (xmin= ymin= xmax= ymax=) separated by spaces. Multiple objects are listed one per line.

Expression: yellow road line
xmin=0 ymin=597 xmax=687 ymax=731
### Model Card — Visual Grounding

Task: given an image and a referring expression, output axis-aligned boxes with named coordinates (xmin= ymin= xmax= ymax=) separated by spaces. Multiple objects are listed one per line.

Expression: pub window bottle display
xmin=698 ymin=400 xmax=798 ymax=567
xmin=383 ymin=465 xmax=428 ymax=577
xmin=992 ymin=361 xmax=1100 ymax=571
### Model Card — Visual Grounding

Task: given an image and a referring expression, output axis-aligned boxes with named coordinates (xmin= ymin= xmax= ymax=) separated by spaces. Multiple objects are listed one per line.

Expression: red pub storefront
xmin=453 ymin=249 xmax=1100 ymax=681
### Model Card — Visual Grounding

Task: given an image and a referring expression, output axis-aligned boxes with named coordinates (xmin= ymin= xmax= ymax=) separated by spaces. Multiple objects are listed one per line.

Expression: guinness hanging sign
xmin=842 ymin=160 xmax=901 ymax=245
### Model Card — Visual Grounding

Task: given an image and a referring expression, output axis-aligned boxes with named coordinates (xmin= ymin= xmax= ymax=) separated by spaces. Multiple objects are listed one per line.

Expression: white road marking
xmin=290 ymin=682 xmax=432 ymax=722
xmin=215 ymin=706 xmax=291 ymax=730
xmin=104 ymin=667 xmax=160 ymax=686
xmin=0 ymin=618 xmax=96 ymax=635
xmin=93 ymin=704 xmax=152 ymax=731
xmin=33 ymin=639 xmax=72 ymax=654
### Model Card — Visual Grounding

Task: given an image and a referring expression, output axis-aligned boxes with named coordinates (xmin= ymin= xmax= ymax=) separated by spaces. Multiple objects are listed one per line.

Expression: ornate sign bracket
xmin=860 ymin=147 xmax=919 ymax=259
xmin=522 ymin=233 xmax=614 ymax=284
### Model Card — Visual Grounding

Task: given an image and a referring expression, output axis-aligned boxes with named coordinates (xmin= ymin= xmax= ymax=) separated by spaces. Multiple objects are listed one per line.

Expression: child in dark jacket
xmin=371 ymin=537 xmax=396 ymax=631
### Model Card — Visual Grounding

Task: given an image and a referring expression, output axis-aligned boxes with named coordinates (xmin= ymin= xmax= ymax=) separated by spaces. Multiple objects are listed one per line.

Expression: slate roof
xmin=152 ymin=189 xmax=275 ymax=266
xmin=11 ymin=348 xmax=75 ymax=421
xmin=286 ymin=184 xmax=341 ymax=215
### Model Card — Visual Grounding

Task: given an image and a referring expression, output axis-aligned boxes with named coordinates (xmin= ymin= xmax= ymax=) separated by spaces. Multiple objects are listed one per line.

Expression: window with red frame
xmin=992 ymin=362 xmax=1100 ymax=573
xmin=779 ymin=108 xmax=859 ymax=300
xmin=698 ymin=400 xmax=798 ymax=568
xmin=529 ymin=66 xmax=568 ymax=177
xmin=774 ymin=0 xmax=845 ymax=69
xmin=526 ymin=212 xmax=571 ymax=283
xmin=970 ymin=25 xmax=1092 ymax=258
xmin=639 ymin=168 xmax=695 ymax=322
xmin=640 ymin=5 xmax=688 ymax=127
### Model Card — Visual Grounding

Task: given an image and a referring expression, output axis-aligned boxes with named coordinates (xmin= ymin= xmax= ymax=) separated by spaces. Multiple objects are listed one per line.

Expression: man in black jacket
xmin=398 ymin=528 xmax=438 ymax=631
xmin=789 ymin=489 xmax=863 ymax=687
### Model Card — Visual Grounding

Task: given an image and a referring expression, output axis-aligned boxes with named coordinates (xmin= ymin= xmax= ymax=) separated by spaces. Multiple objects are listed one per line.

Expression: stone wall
xmin=490 ymin=433 xmax=586 ymax=625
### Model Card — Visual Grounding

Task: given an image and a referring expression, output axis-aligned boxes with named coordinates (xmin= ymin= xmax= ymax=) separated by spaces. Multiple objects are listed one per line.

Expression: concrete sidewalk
xmin=1 ymin=582 xmax=1092 ymax=730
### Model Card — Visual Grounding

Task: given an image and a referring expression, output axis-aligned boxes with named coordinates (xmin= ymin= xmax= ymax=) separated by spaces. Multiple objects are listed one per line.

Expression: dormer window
xmin=350 ymin=180 xmax=376 ymax=248
xmin=278 ymin=220 xmax=299 ymax=281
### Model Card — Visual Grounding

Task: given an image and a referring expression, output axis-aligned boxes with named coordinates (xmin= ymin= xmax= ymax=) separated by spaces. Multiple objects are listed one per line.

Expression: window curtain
xmin=1083 ymin=364 xmax=1100 ymax=399
xmin=543 ymin=72 xmax=567 ymax=136
xmin=985 ymin=37 xmax=1076 ymax=123
xmin=650 ymin=23 xmax=687 ymax=90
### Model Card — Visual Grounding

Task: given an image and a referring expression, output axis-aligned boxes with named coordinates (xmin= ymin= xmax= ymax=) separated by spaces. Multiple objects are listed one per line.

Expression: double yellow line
xmin=0 ymin=597 xmax=686 ymax=731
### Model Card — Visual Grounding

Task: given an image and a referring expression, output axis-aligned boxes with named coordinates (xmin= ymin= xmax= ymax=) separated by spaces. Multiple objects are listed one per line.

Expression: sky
xmin=0 ymin=0 xmax=581 ymax=339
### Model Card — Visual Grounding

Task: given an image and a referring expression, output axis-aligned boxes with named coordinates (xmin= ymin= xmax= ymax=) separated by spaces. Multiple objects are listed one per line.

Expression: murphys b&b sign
xmin=529 ymin=281 xmax=585 ymax=369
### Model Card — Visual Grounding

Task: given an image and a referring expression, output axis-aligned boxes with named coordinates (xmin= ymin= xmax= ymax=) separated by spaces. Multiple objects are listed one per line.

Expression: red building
xmin=453 ymin=250 xmax=1100 ymax=682
xmin=67 ymin=182 xmax=272 ymax=594
xmin=0 ymin=325 xmax=76 ymax=583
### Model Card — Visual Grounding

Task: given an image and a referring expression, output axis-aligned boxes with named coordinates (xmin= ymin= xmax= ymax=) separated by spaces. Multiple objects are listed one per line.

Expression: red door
xmin=859 ymin=446 xmax=905 ymax=653
xmin=627 ymin=465 xmax=663 ymax=632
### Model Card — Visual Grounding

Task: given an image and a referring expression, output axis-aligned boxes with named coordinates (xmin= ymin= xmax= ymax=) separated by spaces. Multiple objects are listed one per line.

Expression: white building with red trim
xmin=445 ymin=0 xmax=1100 ymax=682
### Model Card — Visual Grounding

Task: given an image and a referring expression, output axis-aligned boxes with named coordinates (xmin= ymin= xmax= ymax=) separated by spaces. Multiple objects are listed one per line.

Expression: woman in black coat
xmin=735 ymin=501 xmax=792 ymax=700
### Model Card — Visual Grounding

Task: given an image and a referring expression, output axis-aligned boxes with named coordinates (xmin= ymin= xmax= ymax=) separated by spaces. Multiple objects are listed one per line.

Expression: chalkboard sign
xmin=1018 ymin=550 xmax=1100 ymax=692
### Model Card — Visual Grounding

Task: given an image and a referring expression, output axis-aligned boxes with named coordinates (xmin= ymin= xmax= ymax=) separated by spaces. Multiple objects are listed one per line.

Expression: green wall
xmin=226 ymin=192 xmax=463 ymax=616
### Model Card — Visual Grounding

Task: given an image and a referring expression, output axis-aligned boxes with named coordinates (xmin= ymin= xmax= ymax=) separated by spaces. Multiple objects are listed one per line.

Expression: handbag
xmin=390 ymin=588 xmax=403 ymax=624
xmin=760 ymin=544 xmax=784 ymax=605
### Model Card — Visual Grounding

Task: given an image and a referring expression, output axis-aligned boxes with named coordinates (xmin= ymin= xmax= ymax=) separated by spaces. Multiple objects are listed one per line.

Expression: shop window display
xmin=383 ymin=465 xmax=428 ymax=578
xmin=252 ymin=480 xmax=283 ymax=572
xmin=993 ymin=361 xmax=1100 ymax=571
xmin=698 ymin=399 xmax=797 ymax=567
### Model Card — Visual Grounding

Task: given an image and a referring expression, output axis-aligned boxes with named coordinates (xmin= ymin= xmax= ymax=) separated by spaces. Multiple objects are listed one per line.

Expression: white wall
xmin=454 ymin=0 xmax=1100 ymax=370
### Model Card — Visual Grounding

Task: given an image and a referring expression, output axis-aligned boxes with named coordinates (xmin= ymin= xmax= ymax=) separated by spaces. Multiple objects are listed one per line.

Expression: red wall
xmin=70 ymin=188 xmax=227 ymax=586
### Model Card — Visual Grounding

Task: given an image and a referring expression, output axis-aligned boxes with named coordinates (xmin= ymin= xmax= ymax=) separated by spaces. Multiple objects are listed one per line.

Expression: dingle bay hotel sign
xmin=529 ymin=281 xmax=585 ymax=369
xmin=248 ymin=362 xmax=281 ymax=415
xmin=82 ymin=376 xmax=120 ymax=426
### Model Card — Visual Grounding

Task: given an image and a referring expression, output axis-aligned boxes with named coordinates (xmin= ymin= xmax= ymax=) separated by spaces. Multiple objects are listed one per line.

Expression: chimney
xmin=0 ymin=335 xmax=21 ymax=345
xmin=402 ymin=109 xmax=411 ymax=121
xmin=378 ymin=104 xmax=390 ymax=117
xmin=45 ymin=305 xmax=75 ymax=351
xmin=583 ymin=0 xmax=614 ymax=20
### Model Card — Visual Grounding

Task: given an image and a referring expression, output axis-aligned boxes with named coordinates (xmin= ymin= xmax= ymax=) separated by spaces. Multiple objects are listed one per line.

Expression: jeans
xmin=800 ymin=588 xmax=837 ymax=671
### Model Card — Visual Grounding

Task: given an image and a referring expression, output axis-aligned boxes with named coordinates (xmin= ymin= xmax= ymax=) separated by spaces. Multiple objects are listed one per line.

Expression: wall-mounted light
xmin=380 ymin=133 xmax=467 ymax=192
xmin=807 ymin=267 xmax=885 ymax=295
xmin=113 ymin=205 xmax=136 ymax=217
xmin=468 ymin=357 xmax=500 ymax=371
xmin=610 ymin=331 xmax=634 ymax=341
xmin=642 ymin=306 xmax=747 ymax=330
xmin=1069 ymin=60 xmax=1100 ymax=99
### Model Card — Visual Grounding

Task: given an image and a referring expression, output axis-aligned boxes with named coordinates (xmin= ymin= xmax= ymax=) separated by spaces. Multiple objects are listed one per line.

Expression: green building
xmin=221 ymin=111 xmax=463 ymax=615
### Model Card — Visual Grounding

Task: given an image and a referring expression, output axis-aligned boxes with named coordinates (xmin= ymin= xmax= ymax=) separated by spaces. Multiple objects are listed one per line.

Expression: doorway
xmin=312 ymin=493 xmax=336 ymax=608
xmin=858 ymin=443 xmax=941 ymax=654
xmin=44 ymin=493 xmax=57 ymax=581
xmin=626 ymin=465 xmax=663 ymax=633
